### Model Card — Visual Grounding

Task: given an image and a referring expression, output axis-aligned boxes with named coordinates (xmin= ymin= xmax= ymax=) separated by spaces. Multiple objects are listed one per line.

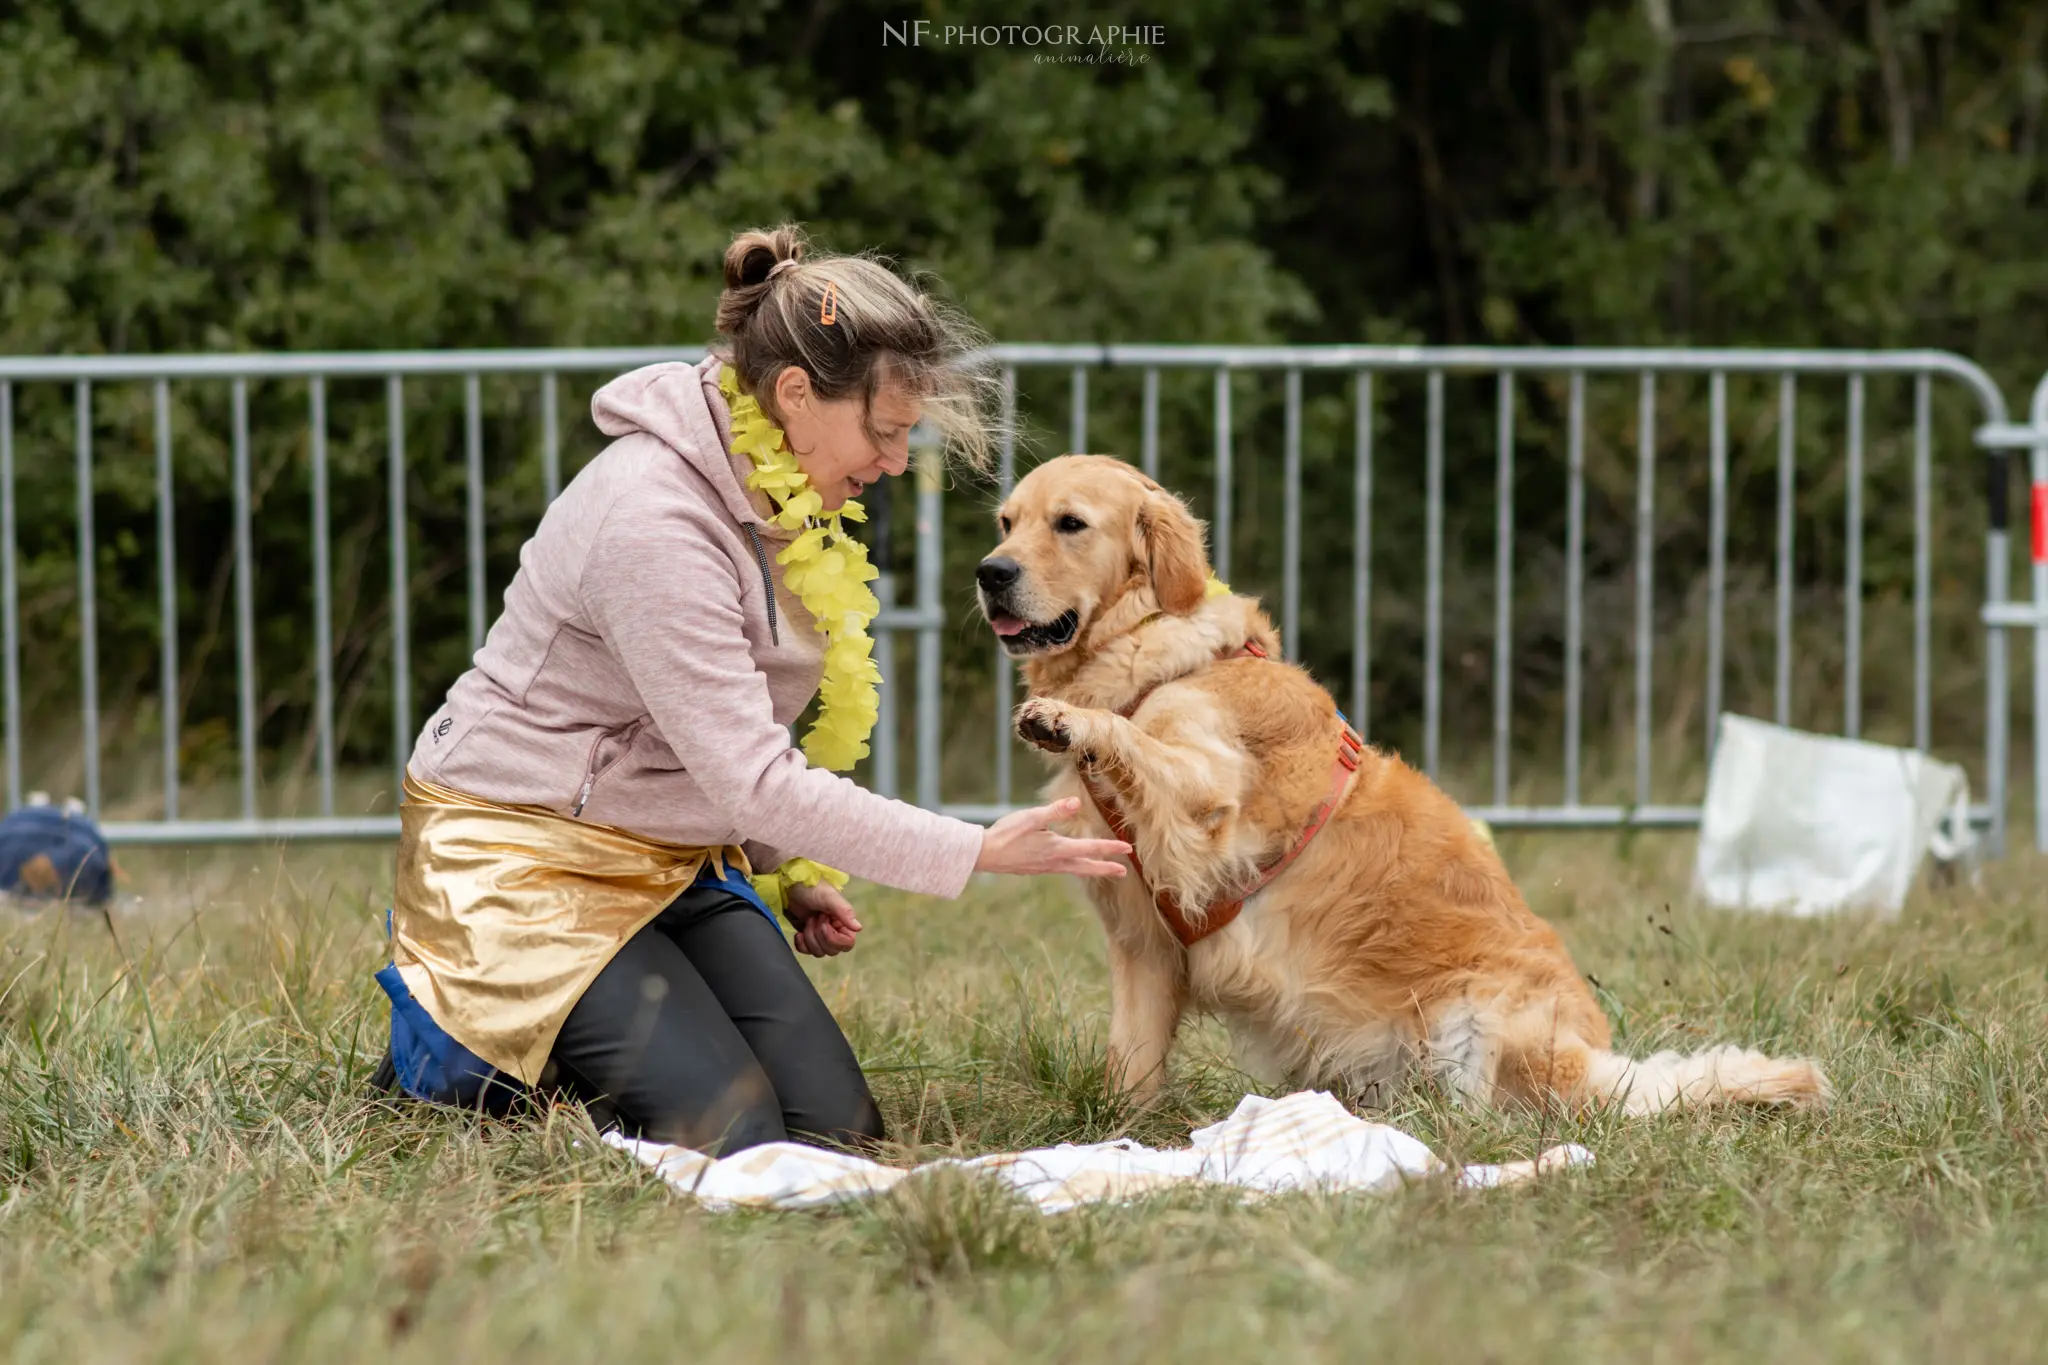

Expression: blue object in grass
xmin=0 ymin=797 xmax=114 ymax=906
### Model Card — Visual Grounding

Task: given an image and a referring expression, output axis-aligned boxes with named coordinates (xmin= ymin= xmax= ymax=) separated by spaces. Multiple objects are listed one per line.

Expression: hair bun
xmin=722 ymin=225 xmax=804 ymax=289
xmin=736 ymin=245 xmax=777 ymax=287
xmin=717 ymin=224 xmax=809 ymax=333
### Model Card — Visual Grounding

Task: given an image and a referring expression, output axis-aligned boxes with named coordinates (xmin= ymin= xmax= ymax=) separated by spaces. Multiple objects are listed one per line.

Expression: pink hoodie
xmin=406 ymin=356 xmax=985 ymax=899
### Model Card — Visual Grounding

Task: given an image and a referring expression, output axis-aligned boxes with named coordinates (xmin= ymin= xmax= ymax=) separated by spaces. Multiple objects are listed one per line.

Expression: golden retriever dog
xmin=977 ymin=455 xmax=1830 ymax=1116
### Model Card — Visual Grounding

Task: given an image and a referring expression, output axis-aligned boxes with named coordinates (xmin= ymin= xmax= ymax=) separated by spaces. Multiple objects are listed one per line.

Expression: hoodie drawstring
xmin=742 ymin=523 xmax=780 ymax=646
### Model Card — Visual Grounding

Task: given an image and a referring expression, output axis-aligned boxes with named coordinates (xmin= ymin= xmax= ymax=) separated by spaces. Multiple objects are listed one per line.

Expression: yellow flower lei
xmin=718 ymin=365 xmax=883 ymax=770
xmin=719 ymin=364 xmax=884 ymax=910
xmin=750 ymin=855 xmax=845 ymax=916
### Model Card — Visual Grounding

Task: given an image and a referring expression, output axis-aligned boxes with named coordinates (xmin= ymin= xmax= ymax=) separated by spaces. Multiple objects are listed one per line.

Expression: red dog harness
xmin=1076 ymin=640 xmax=1364 ymax=949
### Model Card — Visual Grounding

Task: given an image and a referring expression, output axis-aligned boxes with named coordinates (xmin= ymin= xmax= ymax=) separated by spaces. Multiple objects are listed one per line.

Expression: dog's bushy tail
xmin=1583 ymin=1045 xmax=1831 ymax=1115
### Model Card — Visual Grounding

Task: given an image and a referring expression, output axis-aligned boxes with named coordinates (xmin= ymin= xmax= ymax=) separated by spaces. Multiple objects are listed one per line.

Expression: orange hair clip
xmin=819 ymin=280 xmax=839 ymax=326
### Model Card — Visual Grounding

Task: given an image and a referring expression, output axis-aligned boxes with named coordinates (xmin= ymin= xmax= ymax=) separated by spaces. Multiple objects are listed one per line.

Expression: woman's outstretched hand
xmin=785 ymin=882 xmax=863 ymax=957
xmin=974 ymin=797 xmax=1131 ymax=878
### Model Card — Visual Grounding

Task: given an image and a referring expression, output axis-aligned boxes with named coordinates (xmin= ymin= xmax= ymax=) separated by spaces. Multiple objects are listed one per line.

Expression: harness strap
xmin=1078 ymin=639 xmax=1361 ymax=949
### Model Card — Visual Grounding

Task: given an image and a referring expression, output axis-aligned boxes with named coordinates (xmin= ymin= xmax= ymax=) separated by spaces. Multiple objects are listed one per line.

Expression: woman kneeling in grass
xmin=373 ymin=224 xmax=1128 ymax=1153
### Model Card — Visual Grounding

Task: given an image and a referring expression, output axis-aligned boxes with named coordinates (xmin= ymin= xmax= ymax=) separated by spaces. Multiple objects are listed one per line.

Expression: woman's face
xmin=771 ymin=366 xmax=922 ymax=512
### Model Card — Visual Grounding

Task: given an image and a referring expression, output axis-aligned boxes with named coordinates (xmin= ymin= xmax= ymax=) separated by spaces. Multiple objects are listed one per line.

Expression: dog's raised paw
xmin=1015 ymin=701 xmax=1072 ymax=753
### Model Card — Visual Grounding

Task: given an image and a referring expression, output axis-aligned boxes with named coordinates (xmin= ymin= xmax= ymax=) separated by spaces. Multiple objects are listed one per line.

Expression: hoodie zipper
xmin=572 ymin=717 xmax=648 ymax=817
xmin=742 ymin=522 xmax=780 ymax=646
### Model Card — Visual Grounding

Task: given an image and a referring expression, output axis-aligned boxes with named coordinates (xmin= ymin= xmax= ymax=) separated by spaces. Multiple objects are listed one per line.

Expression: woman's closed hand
xmin=786 ymin=882 xmax=863 ymax=957
xmin=975 ymin=797 xmax=1131 ymax=878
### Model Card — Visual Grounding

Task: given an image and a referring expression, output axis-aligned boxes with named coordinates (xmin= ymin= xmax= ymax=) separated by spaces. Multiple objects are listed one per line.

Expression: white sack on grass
xmin=1693 ymin=713 xmax=1976 ymax=917
xmin=605 ymin=1090 xmax=1592 ymax=1215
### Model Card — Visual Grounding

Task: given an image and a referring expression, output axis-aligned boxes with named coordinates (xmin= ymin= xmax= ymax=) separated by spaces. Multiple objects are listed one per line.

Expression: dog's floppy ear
xmin=1139 ymin=490 xmax=1209 ymax=614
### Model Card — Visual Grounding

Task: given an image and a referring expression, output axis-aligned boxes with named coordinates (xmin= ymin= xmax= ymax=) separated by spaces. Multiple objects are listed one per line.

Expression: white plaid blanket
xmin=606 ymin=1090 xmax=1592 ymax=1214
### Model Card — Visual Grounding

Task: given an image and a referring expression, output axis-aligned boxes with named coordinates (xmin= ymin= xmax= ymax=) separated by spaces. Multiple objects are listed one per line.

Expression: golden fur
xmin=980 ymin=455 xmax=1830 ymax=1115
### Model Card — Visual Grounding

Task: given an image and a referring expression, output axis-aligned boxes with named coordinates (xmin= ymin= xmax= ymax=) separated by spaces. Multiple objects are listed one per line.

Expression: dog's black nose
xmin=976 ymin=557 xmax=1021 ymax=593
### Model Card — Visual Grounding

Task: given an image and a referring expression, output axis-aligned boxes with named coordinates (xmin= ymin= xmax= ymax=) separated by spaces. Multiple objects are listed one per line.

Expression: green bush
xmin=1 ymin=1 xmax=2040 ymax=807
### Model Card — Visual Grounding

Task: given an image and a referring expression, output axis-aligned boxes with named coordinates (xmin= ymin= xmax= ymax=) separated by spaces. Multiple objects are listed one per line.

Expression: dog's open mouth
xmin=987 ymin=608 xmax=1080 ymax=655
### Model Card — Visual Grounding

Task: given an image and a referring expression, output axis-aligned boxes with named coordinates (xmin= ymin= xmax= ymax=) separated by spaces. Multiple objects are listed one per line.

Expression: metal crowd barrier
xmin=0 ymin=344 xmax=2037 ymax=852
xmin=0 ymin=347 xmax=944 ymax=843
xmin=932 ymin=345 xmax=2032 ymax=856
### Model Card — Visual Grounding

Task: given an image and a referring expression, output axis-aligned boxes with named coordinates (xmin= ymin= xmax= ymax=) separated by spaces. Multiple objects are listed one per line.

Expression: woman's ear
xmin=1138 ymin=490 xmax=1210 ymax=614
xmin=770 ymin=364 xmax=812 ymax=418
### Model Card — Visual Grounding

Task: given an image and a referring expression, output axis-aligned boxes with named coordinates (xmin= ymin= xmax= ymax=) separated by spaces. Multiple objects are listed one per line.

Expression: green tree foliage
xmin=0 ymin=1 xmax=2041 ymax=804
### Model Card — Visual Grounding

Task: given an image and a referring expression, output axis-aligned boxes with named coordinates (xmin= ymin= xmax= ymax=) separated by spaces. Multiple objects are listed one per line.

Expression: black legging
xmin=544 ymin=880 xmax=884 ymax=1154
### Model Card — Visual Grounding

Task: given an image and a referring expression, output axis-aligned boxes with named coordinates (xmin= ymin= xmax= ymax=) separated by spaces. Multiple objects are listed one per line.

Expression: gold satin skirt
xmin=390 ymin=774 xmax=743 ymax=1084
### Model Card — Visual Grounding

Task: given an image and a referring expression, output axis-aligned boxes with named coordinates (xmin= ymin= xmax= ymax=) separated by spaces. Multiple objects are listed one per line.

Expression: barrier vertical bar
xmin=1351 ymin=373 xmax=1373 ymax=738
xmin=1140 ymin=368 xmax=1160 ymax=479
xmin=1912 ymin=373 xmax=1932 ymax=754
xmin=155 ymin=381 xmax=179 ymax=820
xmin=232 ymin=378 xmax=257 ymax=819
xmin=1707 ymin=371 xmax=1728 ymax=761
xmin=1845 ymin=375 xmax=1865 ymax=739
xmin=1424 ymin=370 xmax=1444 ymax=780
xmin=309 ymin=377 xmax=336 ymax=817
xmin=1986 ymin=447 xmax=2010 ymax=859
xmin=75 ymin=381 xmax=101 ymax=815
xmin=871 ymin=474 xmax=897 ymax=801
xmin=1069 ymin=366 xmax=1087 ymax=453
xmin=541 ymin=371 xmax=561 ymax=506
xmin=388 ymin=376 xmax=412 ymax=797
xmin=1282 ymin=368 xmax=1302 ymax=660
xmin=1213 ymin=369 xmax=1233 ymax=582
xmin=1635 ymin=373 xmax=1656 ymax=808
xmin=915 ymin=432 xmax=942 ymax=811
xmin=1776 ymin=376 xmax=1796 ymax=727
xmin=1564 ymin=371 xmax=1585 ymax=807
xmin=2031 ymin=420 xmax=2047 ymax=853
xmin=993 ymin=366 xmax=1018 ymax=805
xmin=1494 ymin=373 xmax=1515 ymax=807
xmin=0 ymin=382 xmax=15 ymax=809
xmin=465 ymin=373 xmax=486 ymax=654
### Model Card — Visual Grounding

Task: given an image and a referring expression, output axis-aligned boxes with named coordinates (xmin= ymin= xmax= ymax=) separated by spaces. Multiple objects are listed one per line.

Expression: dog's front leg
xmin=1015 ymin=698 xmax=1217 ymax=798
xmin=1016 ymin=697 xmax=1233 ymax=878
xmin=1020 ymin=698 xmax=1211 ymax=1108
xmin=1104 ymin=934 xmax=1186 ymax=1108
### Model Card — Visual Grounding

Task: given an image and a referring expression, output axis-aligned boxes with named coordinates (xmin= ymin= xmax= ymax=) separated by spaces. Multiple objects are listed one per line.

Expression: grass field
xmin=4 ymin=829 xmax=2047 ymax=1363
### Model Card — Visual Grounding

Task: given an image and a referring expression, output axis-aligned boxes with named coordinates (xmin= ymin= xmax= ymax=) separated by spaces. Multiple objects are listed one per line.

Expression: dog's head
xmin=976 ymin=455 xmax=1210 ymax=657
